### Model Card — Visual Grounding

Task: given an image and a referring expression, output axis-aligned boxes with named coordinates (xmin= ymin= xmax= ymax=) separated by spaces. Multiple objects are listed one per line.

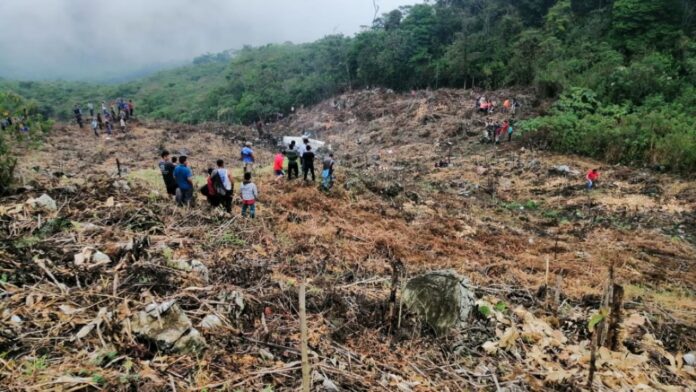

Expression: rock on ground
xmin=130 ymin=301 xmax=206 ymax=354
xmin=402 ymin=270 xmax=475 ymax=334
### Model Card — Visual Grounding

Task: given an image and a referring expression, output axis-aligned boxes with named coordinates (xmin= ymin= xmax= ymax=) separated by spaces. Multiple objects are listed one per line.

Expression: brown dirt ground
xmin=1 ymin=88 xmax=694 ymax=391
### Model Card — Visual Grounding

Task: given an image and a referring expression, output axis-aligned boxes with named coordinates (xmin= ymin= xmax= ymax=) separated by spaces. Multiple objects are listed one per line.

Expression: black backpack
xmin=211 ymin=170 xmax=226 ymax=195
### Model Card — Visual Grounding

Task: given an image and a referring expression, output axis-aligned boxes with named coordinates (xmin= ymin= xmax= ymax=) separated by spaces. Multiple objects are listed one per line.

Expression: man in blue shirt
xmin=173 ymin=155 xmax=194 ymax=206
xmin=241 ymin=142 xmax=255 ymax=173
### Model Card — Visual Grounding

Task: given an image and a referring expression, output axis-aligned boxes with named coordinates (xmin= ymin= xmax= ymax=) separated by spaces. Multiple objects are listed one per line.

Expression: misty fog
xmin=0 ymin=0 xmax=418 ymax=82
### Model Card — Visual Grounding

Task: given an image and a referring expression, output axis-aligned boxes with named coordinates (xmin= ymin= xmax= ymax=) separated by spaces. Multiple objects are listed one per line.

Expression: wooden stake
xmin=587 ymin=318 xmax=603 ymax=390
xmin=299 ymin=283 xmax=310 ymax=392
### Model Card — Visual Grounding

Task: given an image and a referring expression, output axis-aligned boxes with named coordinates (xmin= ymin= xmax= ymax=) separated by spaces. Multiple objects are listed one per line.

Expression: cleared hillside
xmin=1 ymin=89 xmax=694 ymax=390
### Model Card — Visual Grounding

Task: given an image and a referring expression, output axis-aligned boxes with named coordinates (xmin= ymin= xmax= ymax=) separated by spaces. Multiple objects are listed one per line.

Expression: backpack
xmin=211 ymin=170 xmax=226 ymax=195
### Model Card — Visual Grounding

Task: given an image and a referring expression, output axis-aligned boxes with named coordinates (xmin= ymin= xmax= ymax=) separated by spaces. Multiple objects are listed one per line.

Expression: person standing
xmin=241 ymin=142 xmax=255 ymax=173
xmin=120 ymin=118 xmax=126 ymax=132
xmin=96 ymin=112 xmax=103 ymax=130
xmin=303 ymin=145 xmax=316 ymax=182
xmin=87 ymin=102 xmax=94 ymax=117
xmin=128 ymin=99 xmax=134 ymax=118
xmin=286 ymin=141 xmax=300 ymax=180
xmin=202 ymin=168 xmax=221 ymax=208
xmin=322 ymin=152 xmax=335 ymax=190
xmin=158 ymin=150 xmax=177 ymax=198
xmin=212 ymin=159 xmax=234 ymax=213
xmin=173 ymin=156 xmax=194 ymax=206
xmin=73 ymin=104 xmax=83 ymax=128
xmin=273 ymin=148 xmax=285 ymax=183
xmin=298 ymin=137 xmax=309 ymax=172
xmin=507 ymin=121 xmax=514 ymax=142
xmin=240 ymin=172 xmax=259 ymax=218
xmin=104 ymin=114 xmax=112 ymax=136
xmin=101 ymin=101 xmax=108 ymax=115
xmin=91 ymin=117 xmax=99 ymax=136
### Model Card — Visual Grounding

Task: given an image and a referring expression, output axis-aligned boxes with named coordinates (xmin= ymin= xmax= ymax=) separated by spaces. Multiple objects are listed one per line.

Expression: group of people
xmin=275 ymin=138 xmax=335 ymax=189
xmin=158 ymin=138 xmax=336 ymax=218
xmin=483 ymin=119 xmax=514 ymax=144
xmin=0 ymin=109 xmax=31 ymax=133
xmin=74 ymin=98 xmax=134 ymax=137
xmin=476 ymin=96 xmax=519 ymax=115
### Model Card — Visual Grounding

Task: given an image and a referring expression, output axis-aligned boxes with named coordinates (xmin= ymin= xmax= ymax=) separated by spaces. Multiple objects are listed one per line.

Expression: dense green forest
xmin=1 ymin=0 xmax=695 ymax=171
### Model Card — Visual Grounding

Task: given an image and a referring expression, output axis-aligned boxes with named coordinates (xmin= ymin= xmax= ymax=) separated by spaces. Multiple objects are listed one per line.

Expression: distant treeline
xmin=1 ymin=0 xmax=695 ymax=171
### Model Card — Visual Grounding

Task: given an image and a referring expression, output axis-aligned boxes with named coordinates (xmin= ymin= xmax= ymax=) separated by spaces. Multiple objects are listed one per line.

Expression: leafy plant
xmin=588 ymin=308 xmax=608 ymax=332
xmin=495 ymin=301 xmax=508 ymax=312
xmin=478 ymin=305 xmax=491 ymax=318
xmin=23 ymin=356 xmax=48 ymax=375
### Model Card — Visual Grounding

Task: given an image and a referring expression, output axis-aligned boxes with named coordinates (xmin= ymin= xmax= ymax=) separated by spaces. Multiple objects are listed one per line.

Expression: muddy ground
xmin=1 ymin=89 xmax=694 ymax=390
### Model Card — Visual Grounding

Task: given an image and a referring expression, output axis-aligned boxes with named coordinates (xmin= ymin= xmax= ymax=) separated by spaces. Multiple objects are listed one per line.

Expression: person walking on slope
xmin=158 ymin=150 xmax=178 ymax=198
xmin=240 ymin=172 xmax=259 ymax=218
xmin=91 ymin=117 xmax=99 ymax=136
xmin=128 ymin=100 xmax=134 ymax=118
xmin=211 ymin=159 xmax=234 ymax=213
xmin=507 ymin=121 xmax=514 ymax=142
xmin=104 ymin=114 xmax=112 ymax=136
xmin=322 ymin=152 xmax=335 ymax=190
xmin=120 ymin=117 xmax=126 ymax=132
xmin=96 ymin=112 xmax=103 ymax=130
xmin=273 ymin=148 xmax=285 ymax=183
xmin=303 ymin=145 xmax=316 ymax=182
xmin=586 ymin=169 xmax=600 ymax=190
xmin=241 ymin=142 xmax=255 ymax=173
xmin=173 ymin=156 xmax=194 ymax=206
xmin=73 ymin=104 xmax=83 ymax=128
xmin=285 ymin=141 xmax=300 ymax=180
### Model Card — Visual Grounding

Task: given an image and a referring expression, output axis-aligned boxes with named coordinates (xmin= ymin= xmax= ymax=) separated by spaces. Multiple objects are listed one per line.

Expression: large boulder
xmin=403 ymin=270 xmax=475 ymax=334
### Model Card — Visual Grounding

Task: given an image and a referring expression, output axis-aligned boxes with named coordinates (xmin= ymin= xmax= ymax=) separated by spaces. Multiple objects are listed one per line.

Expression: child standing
xmin=240 ymin=172 xmax=259 ymax=218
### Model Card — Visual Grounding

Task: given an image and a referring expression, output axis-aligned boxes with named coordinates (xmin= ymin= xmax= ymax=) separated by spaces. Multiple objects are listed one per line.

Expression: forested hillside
xmin=1 ymin=0 xmax=695 ymax=170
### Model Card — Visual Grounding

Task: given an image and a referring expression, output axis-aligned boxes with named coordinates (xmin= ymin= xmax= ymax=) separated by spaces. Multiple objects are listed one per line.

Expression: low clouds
xmin=0 ymin=0 xmax=417 ymax=81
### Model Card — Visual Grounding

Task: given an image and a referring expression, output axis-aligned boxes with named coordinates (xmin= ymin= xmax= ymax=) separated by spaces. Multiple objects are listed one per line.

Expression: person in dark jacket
xmin=285 ymin=141 xmax=300 ymax=180
xmin=158 ymin=150 xmax=177 ymax=197
xmin=302 ymin=145 xmax=316 ymax=182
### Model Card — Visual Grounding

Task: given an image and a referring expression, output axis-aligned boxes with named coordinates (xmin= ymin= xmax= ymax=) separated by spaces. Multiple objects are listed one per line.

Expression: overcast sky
xmin=0 ymin=0 xmax=420 ymax=81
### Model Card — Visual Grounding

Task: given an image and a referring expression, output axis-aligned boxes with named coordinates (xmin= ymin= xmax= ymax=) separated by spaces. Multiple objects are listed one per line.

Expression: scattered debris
xmin=199 ymin=314 xmax=223 ymax=330
xmin=112 ymin=179 xmax=131 ymax=192
xmin=27 ymin=193 xmax=57 ymax=211
xmin=548 ymin=165 xmax=579 ymax=176
xmin=2 ymin=89 xmax=694 ymax=390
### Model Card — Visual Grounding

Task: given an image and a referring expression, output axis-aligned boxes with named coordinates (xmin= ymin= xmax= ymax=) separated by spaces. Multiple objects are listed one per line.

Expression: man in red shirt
xmin=273 ymin=149 xmax=285 ymax=183
xmin=586 ymin=169 xmax=600 ymax=190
